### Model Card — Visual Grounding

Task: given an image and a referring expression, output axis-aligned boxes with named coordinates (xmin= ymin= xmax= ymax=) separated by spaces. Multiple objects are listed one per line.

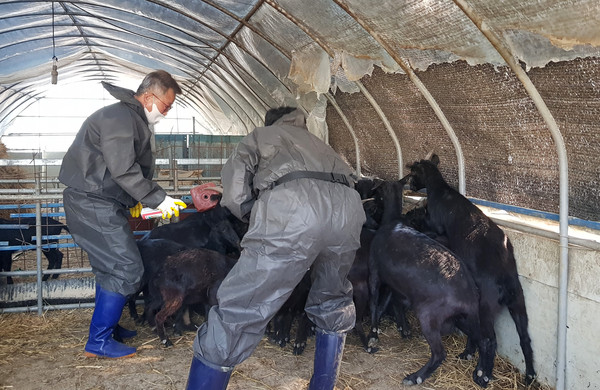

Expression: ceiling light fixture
xmin=50 ymin=1 xmax=58 ymax=84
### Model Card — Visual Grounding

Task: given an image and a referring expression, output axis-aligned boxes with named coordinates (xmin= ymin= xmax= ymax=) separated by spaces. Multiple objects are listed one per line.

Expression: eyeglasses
xmin=151 ymin=93 xmax=172 ymax=113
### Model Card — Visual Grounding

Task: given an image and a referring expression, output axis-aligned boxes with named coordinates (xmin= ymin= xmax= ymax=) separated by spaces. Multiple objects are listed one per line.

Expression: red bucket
xmin=190 ymin=182 xmax=222 ymax=212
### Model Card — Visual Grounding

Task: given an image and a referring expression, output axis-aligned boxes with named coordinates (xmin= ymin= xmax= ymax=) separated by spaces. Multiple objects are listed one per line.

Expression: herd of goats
xmin=0 ymin=154 xmax=537 ymax=387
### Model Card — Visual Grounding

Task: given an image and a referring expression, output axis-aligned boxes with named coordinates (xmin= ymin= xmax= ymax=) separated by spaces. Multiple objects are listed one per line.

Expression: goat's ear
xmin=399 ymin=173 xmax=411 ymax=185
xmin=372 ymin=178 xmax=384 ymax=190
xmin=430 ymin=154 xmax=440 ymax=166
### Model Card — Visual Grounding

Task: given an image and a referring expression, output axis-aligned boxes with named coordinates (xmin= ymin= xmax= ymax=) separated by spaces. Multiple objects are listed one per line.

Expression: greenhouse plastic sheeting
xmin=1 ymin=0 xmax=599 ymax=137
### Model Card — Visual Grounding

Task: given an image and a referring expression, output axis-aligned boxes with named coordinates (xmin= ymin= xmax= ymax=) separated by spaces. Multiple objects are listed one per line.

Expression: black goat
xmin=352 ymin=188 xmax=411 ymax=351
xmin=407 ymin=153 xmax=536 ymax=385
xmin=369 ymin=221 xmax=487 ymax=386
xmin=354 ymin=180 xmax=415 ymax=346
xmin=133 ymin=194 xmax=247 ymax=331
xmin=0 ymin=217 xmax=69 ymax=283
xmin=268 ymin=270 xmax=313 ymax=355
xmin=146 ymin=203 xmax=247 ymax=259
xmin=367 ymin=178 xmax=489 ymax=386
xmin=128 ymin=238 xmax=188 ymax=327
xmin=151 ymin=248 xmax=236 ymax=347
xmin=355 ymin=177 xmax=385 ymax=229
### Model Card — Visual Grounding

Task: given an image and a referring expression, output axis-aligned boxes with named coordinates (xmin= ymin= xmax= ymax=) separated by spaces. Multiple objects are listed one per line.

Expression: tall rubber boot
xmin=186 ymin=354 xmax=233 ymax=390
xmin=84 ymin=285 xmax=137 ymax=358
xmin=93 ymin=286 xmax=137 ymax=342
xmin=308 ymin=329 xmax=346 ymax=390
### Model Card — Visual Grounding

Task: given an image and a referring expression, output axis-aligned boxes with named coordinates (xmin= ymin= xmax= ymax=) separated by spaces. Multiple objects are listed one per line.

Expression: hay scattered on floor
xmin=0 ymin=309 xmax=551 ymax=389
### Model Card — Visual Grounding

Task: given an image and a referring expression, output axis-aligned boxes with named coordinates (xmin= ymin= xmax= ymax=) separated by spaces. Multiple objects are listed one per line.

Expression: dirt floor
xmin=0 ymin=307 xmax=550 ymax=390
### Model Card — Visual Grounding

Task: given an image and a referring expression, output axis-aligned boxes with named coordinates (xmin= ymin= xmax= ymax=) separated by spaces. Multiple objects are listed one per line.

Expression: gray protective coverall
xmin=193 ymin=109 xmax=366 ymax=368
xmin=59 ymin=82 xmax=166 ymax=296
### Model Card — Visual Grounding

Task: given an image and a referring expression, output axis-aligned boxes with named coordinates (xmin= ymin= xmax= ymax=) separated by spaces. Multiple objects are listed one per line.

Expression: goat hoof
xmin=366 ymin=346 xmax=379 ymax=354
xmin=525 ymin=373 xmax=537 ymax=385
xmin=403 ymin=374 xmax=422 ymax=386
xmin=293 ymin=343 xmax=306 ymax=356
xmin=161 ymin=339 xmax=173 ymax=348
xmin=473 ymin=370 xmax=490 ymax=388
xmin=458 ymin=352 xmax=474 ymax=360
xmin=367 ymin=337 xmax=378 ymax=348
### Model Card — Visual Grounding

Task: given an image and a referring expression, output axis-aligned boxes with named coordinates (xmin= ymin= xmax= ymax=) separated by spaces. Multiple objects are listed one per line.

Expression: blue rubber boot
xmin=93 ymin=288 xmax=137 ymax=341
xmin=84 ymin=285 xmax=137 ymax=358
xmin=308 ymin=329 xmax=346 ymax=390
xmin=96 ymin=286 xmax=137 ymax=343
xmin=186 ymin=354 xmax=233 ymax=390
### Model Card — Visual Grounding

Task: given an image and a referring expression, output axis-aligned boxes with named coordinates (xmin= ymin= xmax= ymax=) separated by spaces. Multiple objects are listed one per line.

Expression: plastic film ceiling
xmin=1 ymin=0 xmax=600 ymax=220
xmin=2 ymin=0 xmax=599 ymax=136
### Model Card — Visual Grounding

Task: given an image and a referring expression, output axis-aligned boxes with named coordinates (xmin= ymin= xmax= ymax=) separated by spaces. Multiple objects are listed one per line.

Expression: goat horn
xmin=361 ymin=197 xmax=375 ymax=204
xmin=424 ymin=150 xmax=434 ymax=160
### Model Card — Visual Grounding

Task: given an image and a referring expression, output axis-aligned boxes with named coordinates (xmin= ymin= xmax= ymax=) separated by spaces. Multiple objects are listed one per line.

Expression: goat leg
xmin=155 ymin=292 xmax=184 ymax=347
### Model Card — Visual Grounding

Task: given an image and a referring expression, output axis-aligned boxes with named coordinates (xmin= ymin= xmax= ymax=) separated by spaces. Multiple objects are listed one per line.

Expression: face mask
xmin=144 ymin=103 xmax=165 ymax=125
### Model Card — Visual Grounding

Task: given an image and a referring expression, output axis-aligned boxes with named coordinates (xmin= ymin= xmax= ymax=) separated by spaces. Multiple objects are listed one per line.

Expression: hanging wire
xmin=51 ymin=1 xmax=58 ymax=84
xmin=51 ymin=1 xmax=57 ymax=62
xmin=52 ymin=2 xmax=56 ymax=59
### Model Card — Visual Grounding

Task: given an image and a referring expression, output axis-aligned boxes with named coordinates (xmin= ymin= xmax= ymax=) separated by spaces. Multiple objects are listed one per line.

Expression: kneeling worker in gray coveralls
xmin=59 ymin=70 xmax=186 ymax=359
xmin=186 ymin=106 xmax=366 ymax=389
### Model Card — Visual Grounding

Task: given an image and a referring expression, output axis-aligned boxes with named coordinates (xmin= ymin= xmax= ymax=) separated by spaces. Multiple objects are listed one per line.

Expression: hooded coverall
xmin=59 ymin=82 xmax=166 ymax=296
xmin=192 ymin=109 xmax=366 ymax=368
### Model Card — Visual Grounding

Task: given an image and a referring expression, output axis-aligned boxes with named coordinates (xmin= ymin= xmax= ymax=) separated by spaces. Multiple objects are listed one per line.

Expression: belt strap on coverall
xmin=273 ymin=171 xmax=351 ymax=189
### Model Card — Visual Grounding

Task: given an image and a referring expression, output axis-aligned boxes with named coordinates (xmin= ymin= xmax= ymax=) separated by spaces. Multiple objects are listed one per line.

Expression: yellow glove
xmin=129 ymin=202 xmax=142 ymax=218
xmin=157 ymin=196 xmax=187 ymax=219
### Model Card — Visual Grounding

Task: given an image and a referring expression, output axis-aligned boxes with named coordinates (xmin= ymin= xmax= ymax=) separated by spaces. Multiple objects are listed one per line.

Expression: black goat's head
xmin=406 ymin=153 xmax=440 ymax=191
xmin=355 ymin=177 xmax=384 ymax=200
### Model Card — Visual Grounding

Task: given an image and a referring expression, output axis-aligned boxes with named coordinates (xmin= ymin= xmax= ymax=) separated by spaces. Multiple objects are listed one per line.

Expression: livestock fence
xmin=0 ymin=157 xmax=225 ymax=314
xmin=4 ymin=184 xmax=600 ymax=315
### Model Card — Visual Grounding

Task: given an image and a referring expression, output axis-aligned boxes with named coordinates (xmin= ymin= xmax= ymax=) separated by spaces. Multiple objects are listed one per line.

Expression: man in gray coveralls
xmin=186 ymin=106 xmax=366 ymax=389
xmin=59 ymin=70 xmax=186 ymax=359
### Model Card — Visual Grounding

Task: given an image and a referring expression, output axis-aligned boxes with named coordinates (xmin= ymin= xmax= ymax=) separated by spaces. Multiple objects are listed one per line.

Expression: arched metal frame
xmin=0 ymin=3 xmax=589 ymax=387
xmin=325 ymin=92 xmax=361 ymax=176
xmin=450 ymin=2 xmax=570 ymax=389
xmin=0 ymin=0 xmax=305 ymax=134
xmin=332 ymin=0 xmax=466 ymax=191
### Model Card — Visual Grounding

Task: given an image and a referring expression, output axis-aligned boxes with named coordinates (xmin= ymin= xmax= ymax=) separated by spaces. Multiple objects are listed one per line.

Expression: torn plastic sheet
xmin=288 ymin=43 xmax=331 ymax=95
xmin=306 ymin=94 xmax=329 ymax=142
xmin=503 ymin=29 xmax=600 ymax=71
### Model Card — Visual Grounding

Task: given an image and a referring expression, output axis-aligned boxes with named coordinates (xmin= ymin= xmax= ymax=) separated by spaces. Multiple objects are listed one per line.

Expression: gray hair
xmin=135 ymin=70 xmax=182 ymax=96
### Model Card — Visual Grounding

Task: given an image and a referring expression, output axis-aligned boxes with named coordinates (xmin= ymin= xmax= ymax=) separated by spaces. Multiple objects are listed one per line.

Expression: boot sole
xmin=84 ymin=351 xmax=136 ymax=359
